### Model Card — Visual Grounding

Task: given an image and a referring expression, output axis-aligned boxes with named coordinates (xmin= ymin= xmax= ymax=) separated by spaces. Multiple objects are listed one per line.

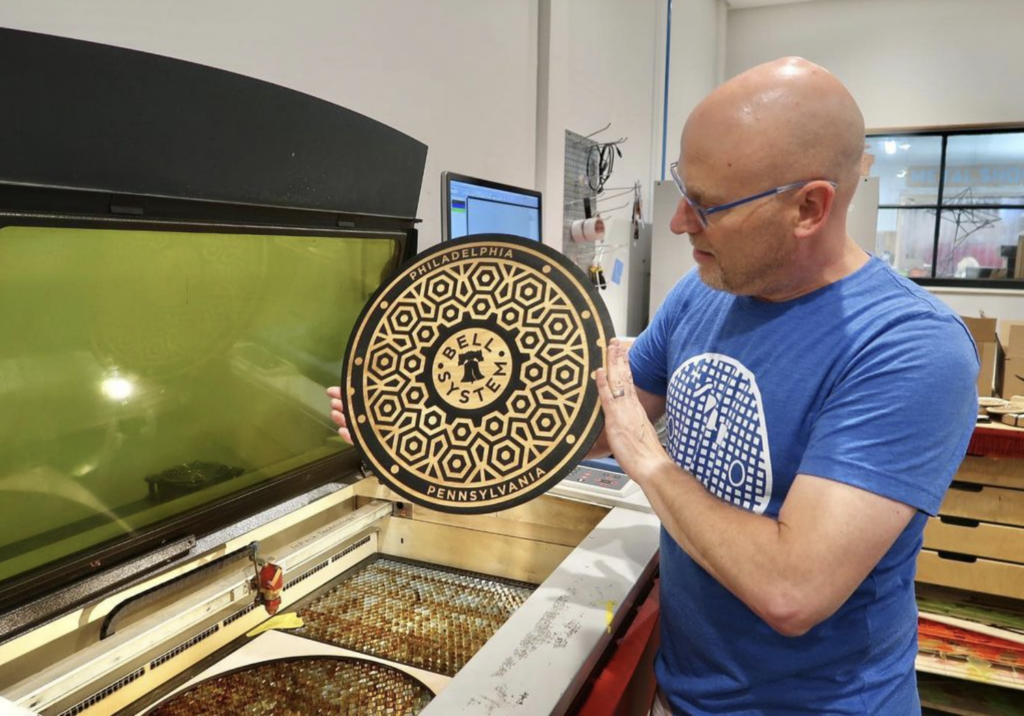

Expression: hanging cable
xmin=586 ymin=138 xmax=627 ymax=194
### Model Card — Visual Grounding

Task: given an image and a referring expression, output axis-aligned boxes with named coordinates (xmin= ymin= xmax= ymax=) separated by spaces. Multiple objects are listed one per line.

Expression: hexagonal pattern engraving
xmin=344 ymin=235 xmax=613 ymax=513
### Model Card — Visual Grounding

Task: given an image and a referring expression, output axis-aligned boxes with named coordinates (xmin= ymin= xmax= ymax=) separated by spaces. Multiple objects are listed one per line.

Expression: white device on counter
xmin=551 ymin=458 xmax=651 ymax=512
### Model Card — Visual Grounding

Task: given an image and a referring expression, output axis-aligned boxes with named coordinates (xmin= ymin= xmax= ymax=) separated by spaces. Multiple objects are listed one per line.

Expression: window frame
xmin=867 ymin=123 xmax=1024 ymax=290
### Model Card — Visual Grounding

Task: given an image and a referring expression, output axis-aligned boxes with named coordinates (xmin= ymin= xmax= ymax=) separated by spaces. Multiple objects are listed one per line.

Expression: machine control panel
xmin=558 ymin=462 xmax=639 ymax=498
xmin=564 ymin=466 xmax=632 ymax=492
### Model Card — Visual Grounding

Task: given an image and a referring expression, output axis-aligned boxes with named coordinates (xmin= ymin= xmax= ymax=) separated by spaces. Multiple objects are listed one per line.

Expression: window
xmin=867 ymin=129 xmax=1024 ymax=287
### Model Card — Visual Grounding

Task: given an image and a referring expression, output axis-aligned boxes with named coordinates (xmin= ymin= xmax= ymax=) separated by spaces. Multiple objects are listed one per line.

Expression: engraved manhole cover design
xmin=296 ymin=556 xmax=535 ymax=676
xmin=145 ymin=656 xmax=433 ymax=715
xmin=343 ymin=234 xmax=613 ymax=513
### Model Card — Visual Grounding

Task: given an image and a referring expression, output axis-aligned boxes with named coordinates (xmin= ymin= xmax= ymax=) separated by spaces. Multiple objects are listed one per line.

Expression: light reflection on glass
xmin=101 ymin=374 xmax=135 ymax=402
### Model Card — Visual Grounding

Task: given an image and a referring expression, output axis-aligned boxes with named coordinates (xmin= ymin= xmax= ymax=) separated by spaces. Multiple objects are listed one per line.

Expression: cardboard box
xmin=918 ymin=549 xmax=1024 ymax=601
xmin=1002 ymin=412 xmax=1024 ymax=428
xmin=996 ymin=320 xmax=1024 ymax=400
xmin=1016 ymin=233 xmax=1024 ymax=280
xmin=962 ymin=315 xmax=998 ymax=397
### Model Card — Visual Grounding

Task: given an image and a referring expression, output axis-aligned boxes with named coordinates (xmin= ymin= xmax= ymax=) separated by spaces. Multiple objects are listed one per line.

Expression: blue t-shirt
xmin=629 ymin=257 xmax=978 ymax=715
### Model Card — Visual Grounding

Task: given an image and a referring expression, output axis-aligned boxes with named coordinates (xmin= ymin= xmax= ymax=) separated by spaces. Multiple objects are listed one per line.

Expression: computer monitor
xmin=441 ymin=171 xmax=542 ymax=241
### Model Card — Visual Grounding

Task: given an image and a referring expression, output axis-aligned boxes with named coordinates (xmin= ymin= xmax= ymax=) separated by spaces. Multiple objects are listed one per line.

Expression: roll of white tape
xmin=570 ymin=216 xmax=606 ymax=243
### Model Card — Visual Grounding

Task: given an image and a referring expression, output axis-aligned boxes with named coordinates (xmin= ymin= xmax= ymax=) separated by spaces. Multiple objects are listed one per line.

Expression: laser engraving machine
xmin=0 ymin=29 xmax=660 ymax=716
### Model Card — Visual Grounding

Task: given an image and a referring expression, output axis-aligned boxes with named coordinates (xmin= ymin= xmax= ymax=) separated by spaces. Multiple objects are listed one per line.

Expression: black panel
xmin=0 ymin=28 xmax=426 ymax=219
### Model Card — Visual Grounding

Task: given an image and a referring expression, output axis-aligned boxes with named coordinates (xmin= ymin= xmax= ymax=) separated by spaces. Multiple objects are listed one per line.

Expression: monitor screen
xmin=441 ymin=172 xmax=542 ymax=241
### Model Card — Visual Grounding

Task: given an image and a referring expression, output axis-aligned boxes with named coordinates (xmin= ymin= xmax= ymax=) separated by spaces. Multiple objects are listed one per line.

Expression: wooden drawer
xmin=917 ymin=549 xmax=1024 ymax=601
xmin=938 ymin=483 xmax=1024 ymax=527
xmin=955 ymin=455 xmax=1024 ymax=489
xmin=923 ymin=517 xmax=1024 ymax=564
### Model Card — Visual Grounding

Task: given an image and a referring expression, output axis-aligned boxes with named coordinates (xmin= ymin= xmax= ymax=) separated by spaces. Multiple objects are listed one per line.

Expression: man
xmin=330 ymin=56 xmax=978 ymax=714
xmin=592 ymin=58 xmax=978 ymax=714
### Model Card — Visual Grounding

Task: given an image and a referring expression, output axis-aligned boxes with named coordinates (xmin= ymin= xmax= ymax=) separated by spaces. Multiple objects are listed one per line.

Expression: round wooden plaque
xmin=342 ymin=234 xmax=614 ymax=514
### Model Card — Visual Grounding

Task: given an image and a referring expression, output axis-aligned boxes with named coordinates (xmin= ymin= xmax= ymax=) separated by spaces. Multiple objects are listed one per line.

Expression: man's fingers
xmin=606 ymin=340 xmax=628 ymax=393
xmin=609 ymin=340 xmax=638 ymax=401
xmin=594 ymin=367 xmax=618 ymax=408
xmin=615 ymin=339 xmax=630 ymax=374
xmin=617 ymin=342 xmax=637 ymax=396
xmin=605 ymin=340 xmax=619 ymax=384
xmin=327 ymin=386 xmax=353 ymax=443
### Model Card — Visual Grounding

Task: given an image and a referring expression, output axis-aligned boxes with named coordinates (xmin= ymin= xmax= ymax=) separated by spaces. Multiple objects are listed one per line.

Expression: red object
xmin=258 ymin=562 xmax=284 ymax=615
xmin=918 ymin=618 xmax=1024 ymax=667
xmin=576 ymin=577 xmax=661 ymax=716
xmin=968 ymin=426 xmax=1024 ymax=460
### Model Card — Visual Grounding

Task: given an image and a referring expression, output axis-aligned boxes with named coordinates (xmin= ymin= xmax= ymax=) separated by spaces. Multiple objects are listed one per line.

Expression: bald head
xmin=682 ymin=57 xmax=865 ymax=196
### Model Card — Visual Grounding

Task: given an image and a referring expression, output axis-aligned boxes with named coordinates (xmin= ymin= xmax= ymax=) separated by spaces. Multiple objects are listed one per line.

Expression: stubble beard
xmin=697 ymin=261 xmax=728 ymax=292
xmin=695 ymin=230 xmax=793 ymax=296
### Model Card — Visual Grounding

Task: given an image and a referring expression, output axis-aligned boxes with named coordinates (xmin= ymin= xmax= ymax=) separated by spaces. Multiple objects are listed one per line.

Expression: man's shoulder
xmin=866 ymin=261 xmax=952 ymax=312
xmin=834 ymin=260 xmax=968 ymax=343
xmin=864 ymin=262 xmax=972 ymax=340
xmin=833 ymin=263 xmax=979 ymax=389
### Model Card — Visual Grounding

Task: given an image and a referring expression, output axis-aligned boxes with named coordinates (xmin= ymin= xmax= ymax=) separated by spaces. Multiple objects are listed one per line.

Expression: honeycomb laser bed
xmin=133 ymin=556 xmax=535 ymax=714
xmin=294 ymin=556 xmax=535 ymax=677
xmin=144 ymin=657 xmax=434 ymax=716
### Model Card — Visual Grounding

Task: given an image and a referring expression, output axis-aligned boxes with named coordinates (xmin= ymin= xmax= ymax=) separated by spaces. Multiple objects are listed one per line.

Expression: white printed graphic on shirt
xmin=666 ymin=353 xmax=772 ymax=514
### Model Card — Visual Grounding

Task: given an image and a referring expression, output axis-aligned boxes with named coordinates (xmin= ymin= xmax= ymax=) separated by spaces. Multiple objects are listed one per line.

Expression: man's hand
xmin=593 ymin=339 xmax=673 ymax=483
xmin=326 ymin=386 xmax=353 ymax=443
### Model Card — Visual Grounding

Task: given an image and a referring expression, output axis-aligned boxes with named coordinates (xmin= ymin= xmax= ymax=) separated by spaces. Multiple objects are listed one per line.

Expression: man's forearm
xmin=594 ymin=342 xmax=907 ymax=638
xmin=636 ymin=459 xmax=800 ymax=630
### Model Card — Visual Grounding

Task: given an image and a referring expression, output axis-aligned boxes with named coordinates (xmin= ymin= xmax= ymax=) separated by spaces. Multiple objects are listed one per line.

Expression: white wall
xmin=930 ymin=289 xmax=1024 ymax=323
xmin=536 ymin=0 xmax=662 ymax=331
xmin=726 ymin=0 xmax=1024 ymax=130
xmin=564 ymin=0 xmax=660 ymax=222
xmin=645 ymin=0 xmax=725 ymax=315
xmin=538 ymin=0 xmax=661 ymax=245
xmin=536 ymin=0 xmax=572 ymax=250
xmin=0 ymin=0 xmax=539 ymax=249
xmin=663 ymin=0 xmax=726 ymax=177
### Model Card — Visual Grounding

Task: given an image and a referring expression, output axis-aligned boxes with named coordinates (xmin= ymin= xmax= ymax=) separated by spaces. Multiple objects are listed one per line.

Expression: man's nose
xmin=670 ymin=197 xmax=702 ymax=236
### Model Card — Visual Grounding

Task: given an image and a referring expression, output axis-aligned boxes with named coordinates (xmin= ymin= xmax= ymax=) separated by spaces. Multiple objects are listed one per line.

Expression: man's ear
xmin=793 ymin=182 xmax=836 ymax=239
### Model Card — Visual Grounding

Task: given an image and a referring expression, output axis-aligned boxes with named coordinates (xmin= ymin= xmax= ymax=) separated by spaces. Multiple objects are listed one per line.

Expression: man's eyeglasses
xmin=669 ymin=162 xmax=837 ymax=229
